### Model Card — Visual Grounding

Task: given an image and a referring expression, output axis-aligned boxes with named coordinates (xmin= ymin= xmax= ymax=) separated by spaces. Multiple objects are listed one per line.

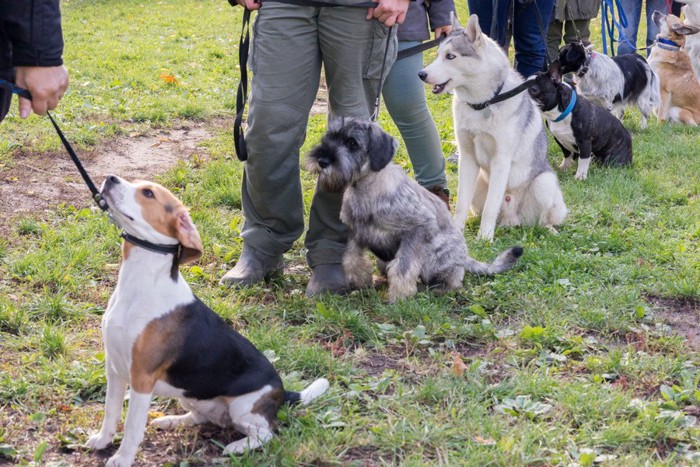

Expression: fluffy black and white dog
xmin=558 ymin=42 xmax=660 ymax=128
xmin=528 ymin=60 xmax=633 ymax=180
xmin=305 ymin=119 xmax=523 ymax=303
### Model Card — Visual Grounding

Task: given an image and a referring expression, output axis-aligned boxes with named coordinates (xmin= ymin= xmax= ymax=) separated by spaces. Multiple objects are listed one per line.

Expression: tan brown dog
xmin=649 ymin=11 xmax=700 ymax=125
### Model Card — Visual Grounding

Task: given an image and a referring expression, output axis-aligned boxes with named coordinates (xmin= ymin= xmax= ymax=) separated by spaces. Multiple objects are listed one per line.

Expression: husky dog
xmin=305 ymin=119 xmax=524 ymax=303
xmin=419 ymin=14 xmax=567 ymax=241
xmin=558 ymin=42 xmax=660 ymax=128
xmin=649 ymin=11 xmax=700 ymax=124
xmin=677 ymin=0 xmax=700 ymax=81
xmin=528 ymin=60 xmax=633 ymax=180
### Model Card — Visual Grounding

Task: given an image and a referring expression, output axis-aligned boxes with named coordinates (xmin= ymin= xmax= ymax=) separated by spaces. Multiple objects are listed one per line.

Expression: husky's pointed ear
xmin=651 ymin=10 xmax=666 ymax=28
xmin=465 ymin=14 xmax=482 ymax=44
xmin=450 ymin=12 xmax=463 ymax=32
xmin=368 ymin=123 xmax=397 ymax=172
xmin=549 ymin=60 xmax=562 ymax=85
xmin=671 ymin=22 xmax=700 ymax=36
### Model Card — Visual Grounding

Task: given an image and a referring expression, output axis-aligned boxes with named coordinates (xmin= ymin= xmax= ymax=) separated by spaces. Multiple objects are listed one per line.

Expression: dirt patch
xmin=340 ymin=444 xmax=386 ymax=464
xmin=646 ymin=295 xmax=700 ymax=350
xmin=0 ymin=119 xmax=226 ymax=235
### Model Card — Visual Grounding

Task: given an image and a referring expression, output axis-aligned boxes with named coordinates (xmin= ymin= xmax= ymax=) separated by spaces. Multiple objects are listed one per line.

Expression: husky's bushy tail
xmin=465 ymin=246 xmax=524 ymax=275
xmin=283 ymin=378 xmax=330 ymax=406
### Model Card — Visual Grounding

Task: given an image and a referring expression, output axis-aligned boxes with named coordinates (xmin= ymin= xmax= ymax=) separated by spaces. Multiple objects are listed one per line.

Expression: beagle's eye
xmin=142 ymin=188 xmax=155 ymax=199
xmin=446 ymin=53 xmax=456 ymax=60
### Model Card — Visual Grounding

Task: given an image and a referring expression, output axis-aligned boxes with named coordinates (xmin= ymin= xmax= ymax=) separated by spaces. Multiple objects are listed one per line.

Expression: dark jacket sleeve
xmin=427 ymin=0 xmax=455 ymax=32
xmin=0 ymin=0 xmax=64 ymax=67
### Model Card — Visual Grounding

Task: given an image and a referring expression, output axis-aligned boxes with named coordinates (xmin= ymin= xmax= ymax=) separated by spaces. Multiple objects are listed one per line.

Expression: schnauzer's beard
xmin=305 ymin=145 xmax=362 ymax=194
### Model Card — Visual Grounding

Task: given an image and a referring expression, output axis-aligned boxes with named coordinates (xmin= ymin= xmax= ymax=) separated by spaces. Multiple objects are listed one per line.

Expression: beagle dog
xmin=86 ymin=176 xmax=329 ymax=467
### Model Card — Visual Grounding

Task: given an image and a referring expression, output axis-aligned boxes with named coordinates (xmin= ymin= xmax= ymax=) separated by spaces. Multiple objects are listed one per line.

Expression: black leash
xmin=230 ymin=0 xmax=395 ymax=161
xmin=1 ymin=78 xmax=108 ymax=211
xmin=396 ymin=36 xmax=445 ymax=60
xmin=467 ymin=79 xmax=535 ymax=111
xmin=2 ymin=78 xmax=186 ymax=261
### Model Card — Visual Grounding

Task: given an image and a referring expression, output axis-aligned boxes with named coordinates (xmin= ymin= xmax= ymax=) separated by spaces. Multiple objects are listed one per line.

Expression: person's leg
xmin=0 ymin=66 xmax=13 ymax=123
xmin=302 ymin=7 xmax=384 ymax=294
xmin=382 ymin=42 xmax=447 ymax=191
xmin=546 ymin=19 xmax=564 ymax=63
xmin=512 ymin=0 xmax=554 ymax=77
xmin=645 ymin=0 xmax=671 ymax=53
xmin=570 ymin=19 xmax=591 ymax=45
xmin=616 ymin=0 xmax=642 ymax=55
xmin=468 ymin=0 xmax=511 ymax=47
xmin=224 ymin=3 xmax=321 ymax=284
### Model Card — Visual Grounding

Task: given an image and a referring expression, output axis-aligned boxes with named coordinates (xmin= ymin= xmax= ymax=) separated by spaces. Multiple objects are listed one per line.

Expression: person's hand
xmin=236 ymin=0 xmax=261 ymax=10
xmin=366 ymin=0 xmax=409 ymax=27
xmin=434 ymin=25 xmax=453 ymax=39
xmin=14 ymin=65 xmax=69 ymax=118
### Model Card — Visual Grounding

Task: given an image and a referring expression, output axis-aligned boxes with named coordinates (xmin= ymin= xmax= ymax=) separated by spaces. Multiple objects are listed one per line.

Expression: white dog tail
xmin=465 ymin=246 xmax=524 ymax=275
xmin=284 ymin=378 xmax=330 ymax=406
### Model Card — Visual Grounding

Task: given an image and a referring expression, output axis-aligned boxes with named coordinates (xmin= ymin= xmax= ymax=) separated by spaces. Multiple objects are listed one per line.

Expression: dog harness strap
xmin=552 ymin=84 xmax=576 ymax=123
xmin=121 ymin=232 xmax=182 ymax=255
xmin=0 ymin=78 xmax=109 ymax=212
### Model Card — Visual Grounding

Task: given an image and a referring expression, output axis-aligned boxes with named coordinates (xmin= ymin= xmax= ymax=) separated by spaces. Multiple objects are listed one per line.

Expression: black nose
xmin=318 ymin=157 xmax=330 ymax=169
xmin=108 ymin=175 xmax=120 ymax=185
xmin=418 ymin=70 xmax=427 ymax=82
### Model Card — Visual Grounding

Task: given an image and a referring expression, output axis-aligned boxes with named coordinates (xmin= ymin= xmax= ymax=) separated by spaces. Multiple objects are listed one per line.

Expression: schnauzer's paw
xmin=86 ymin=432 xmax=113 ymax=450
xmin=574 ymin=170 xmax=588 ymax=181
xmin=558 ymin=158 xmax=573 ymax=170
xmin=387 ymin=283 xmax=417 ymax=303
xmin=346 ymin=269 xmax=373 ymax=289
xmin=105 ymin=453 xmax=134 ymax=467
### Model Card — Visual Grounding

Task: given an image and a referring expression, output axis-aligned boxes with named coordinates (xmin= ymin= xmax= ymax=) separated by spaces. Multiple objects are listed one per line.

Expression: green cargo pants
xmin=241 ymin=2 xmax=396 ymax=267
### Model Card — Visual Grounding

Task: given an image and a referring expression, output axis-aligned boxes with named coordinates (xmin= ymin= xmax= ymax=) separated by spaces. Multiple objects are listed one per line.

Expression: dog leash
xmin=467 ymin=79 xmax=536 ymax=111
xmin=230 ymin=0 xmax=397 ymax=161
xmin=1 ymin=79 xmax=187 ymax=261
xmin=1 ymin=78 xmax=109 ymax=212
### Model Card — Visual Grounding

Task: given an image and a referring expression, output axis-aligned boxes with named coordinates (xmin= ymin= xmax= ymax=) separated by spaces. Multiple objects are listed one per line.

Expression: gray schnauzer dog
xmin=305 ymin=119 xmax=524 ymax=302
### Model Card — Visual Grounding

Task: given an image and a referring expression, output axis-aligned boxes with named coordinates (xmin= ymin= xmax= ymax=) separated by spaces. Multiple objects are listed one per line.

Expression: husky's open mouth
xmin=432 ymin=80 xmax=450 ymax=94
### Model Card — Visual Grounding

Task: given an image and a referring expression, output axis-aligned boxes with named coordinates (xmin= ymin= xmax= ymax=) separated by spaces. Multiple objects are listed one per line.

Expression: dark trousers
xmin=0 ymin=68 xmax=12 ymax=122
xmin=467 ymin=0 xmax=555 ymax=77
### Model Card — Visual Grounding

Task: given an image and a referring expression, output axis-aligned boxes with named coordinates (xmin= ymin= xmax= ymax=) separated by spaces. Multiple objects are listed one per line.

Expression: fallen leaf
xmin=451 ymin=352 xmax=468 ymax=376
xmin=160 ymin=72 xmax=179 ymax=85
xmin=473 ymin=435 xmax=496 ymax=446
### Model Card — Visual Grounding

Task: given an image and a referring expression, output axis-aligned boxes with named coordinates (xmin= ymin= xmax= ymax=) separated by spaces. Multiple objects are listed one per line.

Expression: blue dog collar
xmin=553 ymin=84 xmax=576 ymax=122
xmin=657 ymin=37 xmax=681 ymax=51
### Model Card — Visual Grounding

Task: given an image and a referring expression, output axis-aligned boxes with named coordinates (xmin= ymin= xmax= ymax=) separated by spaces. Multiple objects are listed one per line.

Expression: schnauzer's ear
xmin=549 ymin=60 xmax=562 ymax=85
xmin=368 ymin=124 xmax=397 ymax=172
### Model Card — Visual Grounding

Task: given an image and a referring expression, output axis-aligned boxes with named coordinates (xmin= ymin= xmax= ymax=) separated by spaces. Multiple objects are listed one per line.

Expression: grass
xmin=1 ymin=0 xmax=699 ymax=465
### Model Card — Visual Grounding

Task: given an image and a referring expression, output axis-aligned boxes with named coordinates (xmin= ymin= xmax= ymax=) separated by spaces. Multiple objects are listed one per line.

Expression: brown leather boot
xmin=427 ymin=186 xmax=450 ymax=211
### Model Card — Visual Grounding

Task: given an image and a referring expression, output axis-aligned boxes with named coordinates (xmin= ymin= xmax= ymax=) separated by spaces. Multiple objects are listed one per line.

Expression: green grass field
xmin=1 ymin=1 xmax=699 ymax=465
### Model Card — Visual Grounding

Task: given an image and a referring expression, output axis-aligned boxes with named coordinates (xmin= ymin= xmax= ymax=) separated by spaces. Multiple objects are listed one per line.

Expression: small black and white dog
xmin=558 ymin=42 xmax=660 ymax=128
xmin=528 ymin=61 xmax=633 ymax=180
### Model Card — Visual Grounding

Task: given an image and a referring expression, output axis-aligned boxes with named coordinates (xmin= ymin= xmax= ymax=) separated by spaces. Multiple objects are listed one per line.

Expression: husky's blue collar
xmin=552 ymin=83 xmax=576 ymax=122
xmin=656 ymin=37 xmax=682 ymax=51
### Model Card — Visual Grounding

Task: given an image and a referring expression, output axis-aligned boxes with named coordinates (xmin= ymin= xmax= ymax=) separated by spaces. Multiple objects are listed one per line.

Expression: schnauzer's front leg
xmin=343 ymin=238 xmax=373 ymax=289
xmin=386 ymin=240 xmax=421 ymax=302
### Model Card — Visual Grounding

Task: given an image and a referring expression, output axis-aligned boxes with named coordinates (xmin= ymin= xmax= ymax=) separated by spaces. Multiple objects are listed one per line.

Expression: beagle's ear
xmin=368 ymin=123 xmax=397 ymax=172
xmin=174 ymin=210 xmax=203 ymax=265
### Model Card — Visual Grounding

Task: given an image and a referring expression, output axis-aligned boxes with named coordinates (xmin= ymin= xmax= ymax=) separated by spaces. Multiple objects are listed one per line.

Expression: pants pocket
xmin=362 ymin=21 xmax=397 ymax=80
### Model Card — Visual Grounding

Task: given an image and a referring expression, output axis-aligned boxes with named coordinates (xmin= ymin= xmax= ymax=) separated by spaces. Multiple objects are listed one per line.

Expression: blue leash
xmin=600 ymin=0 xmax=647 ymax=55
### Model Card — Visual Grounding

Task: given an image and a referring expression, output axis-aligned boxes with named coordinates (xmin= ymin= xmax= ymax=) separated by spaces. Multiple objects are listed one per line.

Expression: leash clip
xmin=94 ymin=193 xmax=109 ymax=211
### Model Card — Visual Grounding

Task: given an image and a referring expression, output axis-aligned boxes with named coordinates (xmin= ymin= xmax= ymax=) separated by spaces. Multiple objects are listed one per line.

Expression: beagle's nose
xmin=108 ymin=175 xmax=120 ymax=185
xmin=417 ymin=70 xmax=428 ymax=82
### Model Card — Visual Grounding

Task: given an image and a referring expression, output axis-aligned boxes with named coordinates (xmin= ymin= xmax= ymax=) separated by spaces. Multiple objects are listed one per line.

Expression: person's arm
xmin=2 ymin=0 xmax=68 ymax=117
xmin=427 ymin=0 xmax=455 ymax=38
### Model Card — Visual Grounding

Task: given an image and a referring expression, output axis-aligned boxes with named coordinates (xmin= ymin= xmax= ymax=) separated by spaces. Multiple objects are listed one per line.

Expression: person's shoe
xmin=220 ymin=246 xmax=283 ymax=287
xmin=427 ymin=186 xmax=451 ymax=211
xmin=306 ymin=264 xmax=349 ymax=297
